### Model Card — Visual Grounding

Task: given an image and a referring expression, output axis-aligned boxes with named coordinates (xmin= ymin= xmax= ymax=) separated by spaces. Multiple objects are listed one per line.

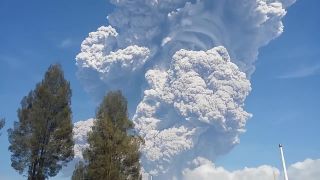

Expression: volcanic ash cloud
xmin=63 ymin=119 xmax=95 ymax=176
xmin=76 ymin=0 xmax=295 ymax=99
xmin=133 ymin=46 xmax=251 ymax=177
xmin=73 ymin=119 xmax=95 ymax=160
xmin=74 ymin=0 xmax=296 ymax=179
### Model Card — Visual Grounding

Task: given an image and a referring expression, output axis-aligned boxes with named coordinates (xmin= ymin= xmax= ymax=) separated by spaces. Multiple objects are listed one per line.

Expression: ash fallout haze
xmin=0 ymin=0 xmax=320 ymax=180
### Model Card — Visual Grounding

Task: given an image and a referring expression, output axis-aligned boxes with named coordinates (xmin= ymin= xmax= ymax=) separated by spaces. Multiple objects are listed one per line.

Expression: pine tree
xmin=8 ymin=64 xmax=74 ymax=180
xmin=81 ymin=91 xmax=141 ymax=180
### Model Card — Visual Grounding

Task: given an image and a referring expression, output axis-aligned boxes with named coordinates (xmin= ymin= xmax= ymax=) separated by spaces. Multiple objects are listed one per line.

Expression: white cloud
xmin=182 ymin=157 xmax=320 ymax=180
xmin=134 ymin=47 xmax=251 ymax=177
xmin=277 ymin=64 xmax=320 ymax=79
xmin=59 ymin=38 xmax=75 ymax=48
xmin=183 ymin=157 xmax=279 ymax=180
xmin=288 ymin=158 xmax=320 ymax=180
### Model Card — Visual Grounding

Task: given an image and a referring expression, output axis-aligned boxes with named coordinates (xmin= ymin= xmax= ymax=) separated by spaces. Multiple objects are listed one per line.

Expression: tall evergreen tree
xmin=8 ymin=64 xmax=74 ymax=180
xmin=81 ymin=91 xmax=141 ymax=180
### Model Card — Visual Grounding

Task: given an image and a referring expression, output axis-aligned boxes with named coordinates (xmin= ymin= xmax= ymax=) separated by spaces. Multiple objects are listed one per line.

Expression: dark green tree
xmin=0 ymin=118 xmax=5 ymax=135
xmin=8 ymin=64 xmax=74 ymax=180
xmin=81 ymin=91 xmax=141 ymax=180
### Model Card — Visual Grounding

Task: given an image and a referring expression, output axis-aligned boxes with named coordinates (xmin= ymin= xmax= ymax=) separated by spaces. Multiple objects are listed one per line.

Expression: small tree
xmin=80 ymin=91 xmax=141 ymax=180
xmin=8 ymin=64 xmax=74 ymax=179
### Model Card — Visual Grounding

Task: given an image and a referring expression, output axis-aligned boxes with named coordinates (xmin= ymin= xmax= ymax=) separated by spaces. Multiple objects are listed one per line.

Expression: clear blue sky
xmin=0 ymin=0 xmax=319 ymax=179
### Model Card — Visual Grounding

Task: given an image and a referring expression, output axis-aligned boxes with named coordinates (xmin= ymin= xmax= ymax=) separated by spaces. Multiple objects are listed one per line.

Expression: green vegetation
xmin=72 ymin=91 xmax=141 ymax=180
xmin=8 ymin=64 xmax=74 ymax=179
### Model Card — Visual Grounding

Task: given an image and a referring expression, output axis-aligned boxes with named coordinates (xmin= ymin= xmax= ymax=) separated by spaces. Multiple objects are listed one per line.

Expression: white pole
xmin=279 ymin=144 xmax=289 ymax=180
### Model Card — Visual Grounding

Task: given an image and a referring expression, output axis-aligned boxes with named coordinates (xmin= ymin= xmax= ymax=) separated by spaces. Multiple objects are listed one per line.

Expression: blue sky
xmin=0 ymin=0 xmax=319 ymax=179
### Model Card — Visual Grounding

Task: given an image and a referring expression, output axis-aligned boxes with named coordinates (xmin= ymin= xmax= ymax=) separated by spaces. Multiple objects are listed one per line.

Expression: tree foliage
xmin=79 ymin=91 xmax=141 ymax=180
xmin=8 ymin=64 xmax=74 ymax=180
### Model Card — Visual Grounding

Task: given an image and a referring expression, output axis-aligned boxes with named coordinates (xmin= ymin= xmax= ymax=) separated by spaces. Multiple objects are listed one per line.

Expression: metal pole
xmin=279 ymin=144 xmax=289 ymax=180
